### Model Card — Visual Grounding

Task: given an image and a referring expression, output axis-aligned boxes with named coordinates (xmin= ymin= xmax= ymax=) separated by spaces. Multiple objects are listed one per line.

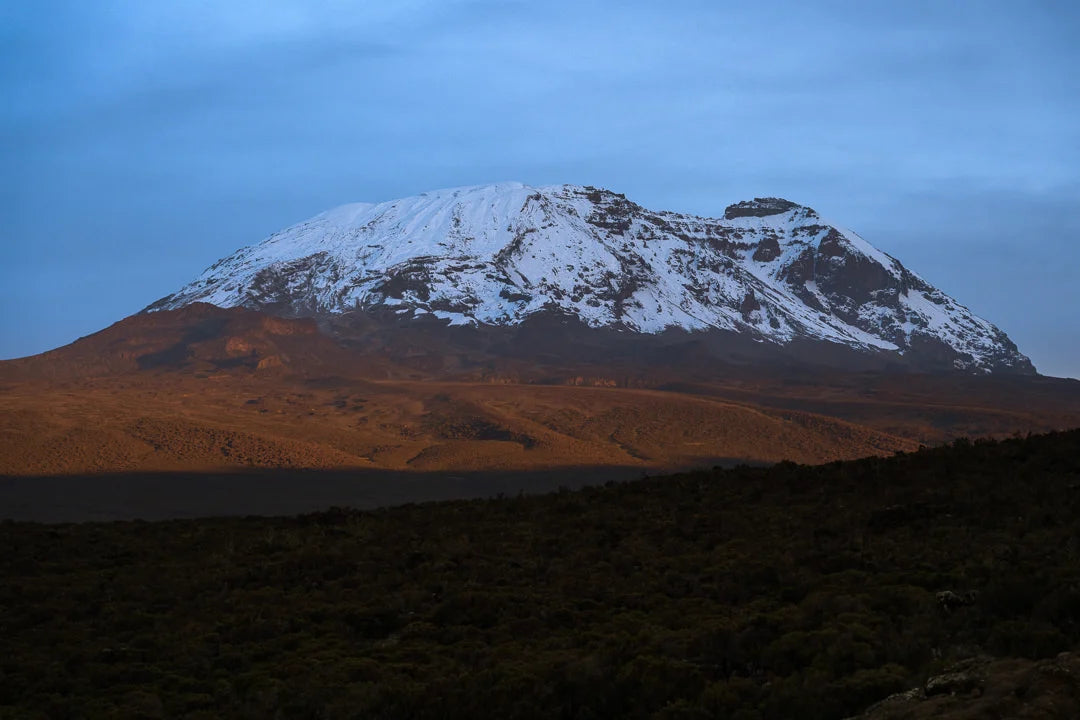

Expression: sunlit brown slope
xmin=321 ymin=308 xmax=1080 ymax=446
xmin=0 ymin=375 xmax=915 ymax=475
xmin=0 ymin=303 xmax=394 ymax=382
xmin=0 ymin=305 xmax=918 ymax=475
xmin=2 ymin=304 xmax=1078 ymax=478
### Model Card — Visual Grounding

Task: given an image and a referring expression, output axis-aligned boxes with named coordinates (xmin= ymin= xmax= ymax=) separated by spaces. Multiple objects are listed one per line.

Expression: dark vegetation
xmin=3 ymin=430 xmax=1080 ymax=719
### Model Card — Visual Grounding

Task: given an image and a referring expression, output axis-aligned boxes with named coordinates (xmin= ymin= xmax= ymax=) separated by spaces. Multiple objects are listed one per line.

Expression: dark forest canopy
xmin=3 ymin=430 xmax=1080 ymax=719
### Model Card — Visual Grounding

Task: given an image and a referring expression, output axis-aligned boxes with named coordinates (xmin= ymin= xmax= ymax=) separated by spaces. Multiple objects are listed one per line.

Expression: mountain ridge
xmin=148 ymin=182 xmax=1033 ymax=374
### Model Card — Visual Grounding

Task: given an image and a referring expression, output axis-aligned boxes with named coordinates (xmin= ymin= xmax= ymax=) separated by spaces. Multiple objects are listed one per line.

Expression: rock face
xmin=148 ymin=182 xmax=1034 ymax=374
xmin=850 ymin=653 xmax=1080 ymax=719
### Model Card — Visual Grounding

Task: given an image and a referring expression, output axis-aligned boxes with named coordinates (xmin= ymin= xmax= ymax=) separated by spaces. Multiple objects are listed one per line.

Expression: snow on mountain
xmin=147 ymin=182 xmax=1033 ymax=374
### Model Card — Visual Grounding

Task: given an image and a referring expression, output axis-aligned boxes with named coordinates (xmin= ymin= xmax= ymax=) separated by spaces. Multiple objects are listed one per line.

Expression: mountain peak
xmin=147 ymin=183 xmax=1033 ymax=375
xmin=418 ymin=180 xmax=530 ymax=196
xmin=724 ymin=197 xmax=812 ymax=220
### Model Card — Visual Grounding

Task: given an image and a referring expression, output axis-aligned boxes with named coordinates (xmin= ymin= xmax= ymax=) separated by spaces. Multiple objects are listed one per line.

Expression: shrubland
xmin=3 ymin=430 xmax=1079 ymax=719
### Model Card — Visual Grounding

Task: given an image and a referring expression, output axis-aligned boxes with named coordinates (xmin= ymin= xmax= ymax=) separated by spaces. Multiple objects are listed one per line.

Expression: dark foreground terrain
xmin=3 ymin=430 xmax=1080 ymax=719
xmin=0 ymin=467 xmax=643 ymax=523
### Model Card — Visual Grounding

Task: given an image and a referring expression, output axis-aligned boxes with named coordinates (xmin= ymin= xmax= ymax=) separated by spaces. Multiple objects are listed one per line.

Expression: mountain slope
xmin=0 ymin=307 xmax=920 ymax=476
xmin=6 ymin=304 xmax=1079 ymax=481
xmin=148 ymin=182 xmax=1033 ymax=374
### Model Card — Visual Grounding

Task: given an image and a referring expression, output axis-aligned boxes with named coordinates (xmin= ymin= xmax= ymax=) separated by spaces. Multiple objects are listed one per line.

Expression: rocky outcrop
xmin=936 ymin=590 xmax=978 ymax=613
xmin=724 ymin=197 xmax=803 ymax=219
xmin=849 ymin=653 xmax=1080 ymax=719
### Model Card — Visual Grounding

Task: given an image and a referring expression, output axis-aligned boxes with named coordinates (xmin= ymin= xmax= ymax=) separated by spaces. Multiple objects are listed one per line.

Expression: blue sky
xmin=3 ymin=0 xmax=1078 ymax=376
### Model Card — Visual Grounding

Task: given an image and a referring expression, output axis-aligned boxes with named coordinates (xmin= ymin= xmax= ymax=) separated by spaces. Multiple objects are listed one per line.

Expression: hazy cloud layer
xmin=3 ymin=0 xmax=1078 ymax=376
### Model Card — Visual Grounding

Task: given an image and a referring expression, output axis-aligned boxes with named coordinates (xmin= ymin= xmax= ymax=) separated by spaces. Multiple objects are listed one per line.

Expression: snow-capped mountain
xmin=148 ymin=182 xmax=1033 ymax=374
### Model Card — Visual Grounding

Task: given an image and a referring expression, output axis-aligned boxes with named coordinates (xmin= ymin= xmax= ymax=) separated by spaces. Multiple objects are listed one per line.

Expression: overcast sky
xmin=3 ymin=0 xmax=1078 ymax=376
